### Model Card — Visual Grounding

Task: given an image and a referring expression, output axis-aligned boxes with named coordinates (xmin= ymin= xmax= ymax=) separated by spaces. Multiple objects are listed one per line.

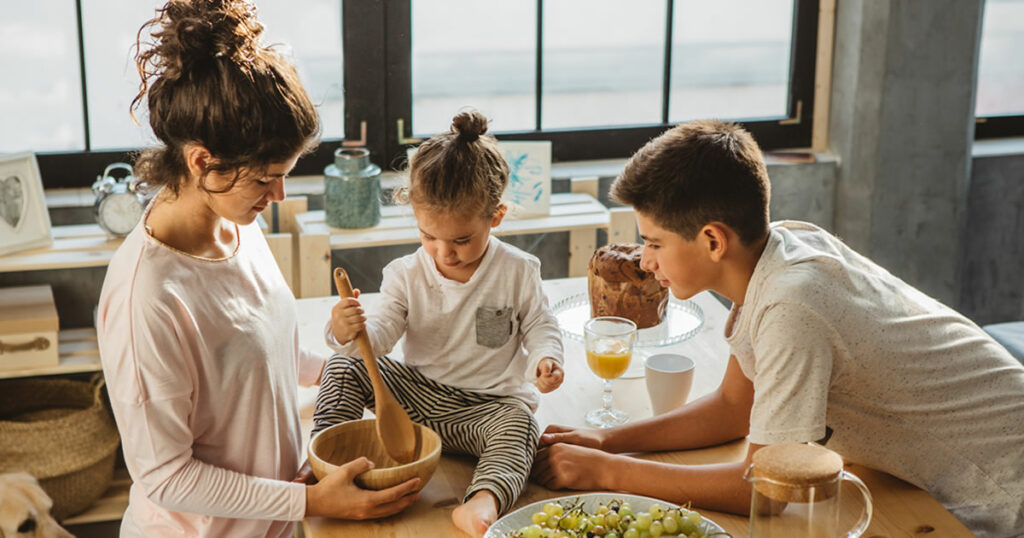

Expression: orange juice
xmin=587 ymin=349 xmax=632 ymax=379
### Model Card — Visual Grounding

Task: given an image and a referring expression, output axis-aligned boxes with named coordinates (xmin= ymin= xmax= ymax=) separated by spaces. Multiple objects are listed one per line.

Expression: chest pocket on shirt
xmin=476 ymin=306 xmax=514 ymax=348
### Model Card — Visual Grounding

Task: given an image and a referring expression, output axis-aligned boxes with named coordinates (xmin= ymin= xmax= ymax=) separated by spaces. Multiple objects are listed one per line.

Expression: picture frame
xmin=0 ymin=152 xmax=52 ymax=256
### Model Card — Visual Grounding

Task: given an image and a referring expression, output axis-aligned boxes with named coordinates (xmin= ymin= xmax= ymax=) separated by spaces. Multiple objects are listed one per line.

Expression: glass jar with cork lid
xmin=744 ymin=442 xmax=873 ymax=537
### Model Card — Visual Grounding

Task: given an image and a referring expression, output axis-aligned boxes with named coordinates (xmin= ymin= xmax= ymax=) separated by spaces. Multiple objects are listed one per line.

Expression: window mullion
xmin=74 ymin=0 xmax=90 ymax=151
xmin=344 ymin=0 xmax=390 ymax=167
xmin=662 ymin=0 xmax=674 ymax=125
xmin=535 ymin=0 xmax=544 ymax=132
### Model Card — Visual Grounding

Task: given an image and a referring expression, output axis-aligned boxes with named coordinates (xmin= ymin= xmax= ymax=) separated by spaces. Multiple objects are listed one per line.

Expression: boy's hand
xmin=535 ymin=358 xmax=564 ymax=393
xmin=330 ymin=289 xmax=366 ymax=345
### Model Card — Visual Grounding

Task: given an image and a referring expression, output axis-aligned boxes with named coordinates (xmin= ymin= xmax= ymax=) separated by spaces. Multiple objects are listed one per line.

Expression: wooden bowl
xmin=308 ymin=419 xmax=441 ymax=491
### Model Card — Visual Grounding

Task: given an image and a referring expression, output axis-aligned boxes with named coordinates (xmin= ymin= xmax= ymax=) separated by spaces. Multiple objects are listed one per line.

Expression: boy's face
xmin=636 ymin=211 xmax=715 ymax=301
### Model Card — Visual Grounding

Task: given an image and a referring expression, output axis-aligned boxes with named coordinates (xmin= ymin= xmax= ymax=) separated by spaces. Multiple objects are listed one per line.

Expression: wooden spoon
xmin=333 ymin=267 xmax=420 ymax=464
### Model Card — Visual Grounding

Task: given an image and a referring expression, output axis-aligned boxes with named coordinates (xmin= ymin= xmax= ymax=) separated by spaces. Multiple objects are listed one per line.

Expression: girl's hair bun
xmin=451 ymin=110 xmax=489 ymax=143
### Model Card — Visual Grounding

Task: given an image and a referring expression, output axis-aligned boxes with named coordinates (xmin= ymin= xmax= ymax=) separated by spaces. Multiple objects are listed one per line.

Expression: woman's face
xmin=203 ymin=155 xmax=298 ymax=225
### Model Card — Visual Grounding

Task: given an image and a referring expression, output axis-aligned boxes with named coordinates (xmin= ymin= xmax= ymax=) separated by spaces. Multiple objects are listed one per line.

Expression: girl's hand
xmin=330 ymin=289 xmax=366 ymax=345
xmin=535 ymin=358 xmax=564 ymax=393
xmin=305 ymin=457 xmax=420 ymax=520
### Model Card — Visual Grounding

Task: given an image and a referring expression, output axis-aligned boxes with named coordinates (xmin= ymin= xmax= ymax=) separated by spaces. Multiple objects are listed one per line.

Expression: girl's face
xmin=203 ymin=155 xmax=298 ymax=225
xmin=413 ymin=204 xmax=505 ymax=282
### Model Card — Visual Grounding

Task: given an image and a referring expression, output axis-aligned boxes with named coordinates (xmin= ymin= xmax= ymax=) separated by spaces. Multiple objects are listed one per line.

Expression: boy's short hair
xmin=611 ymin=120 xmax=771 ymax=246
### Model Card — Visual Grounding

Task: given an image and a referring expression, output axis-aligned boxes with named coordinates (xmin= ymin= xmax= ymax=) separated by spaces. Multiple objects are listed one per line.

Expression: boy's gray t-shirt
xmin=725 ymin=220 xmax=1024 ymax=538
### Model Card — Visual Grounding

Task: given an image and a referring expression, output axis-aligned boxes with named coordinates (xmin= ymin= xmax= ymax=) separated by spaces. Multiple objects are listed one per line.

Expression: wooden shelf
xmin=0 ymin=216 xmax=273 ymax=275
xmin=0 ymin=328 xmax=100 ymax=379
xmin=290 ymin=181 xmax=636 ymax=298
xmin=295 ymin=192 xmax=610 ymax=250
xmin=0 ymin=225 xmax=122 ymax=273
xmin=0 ymin=328 xmax=127 ymax=525
xmin=62 ymin=468 xmax=131 ymax=526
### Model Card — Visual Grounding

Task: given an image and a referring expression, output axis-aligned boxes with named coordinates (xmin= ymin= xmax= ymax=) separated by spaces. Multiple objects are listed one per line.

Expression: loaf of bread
xmin=587 ymin=243 xmax=668 ymax=329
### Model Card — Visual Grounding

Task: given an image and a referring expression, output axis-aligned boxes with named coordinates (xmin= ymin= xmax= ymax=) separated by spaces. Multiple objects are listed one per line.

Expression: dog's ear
xmin=1 ymin=473 xmax=53 ymax=513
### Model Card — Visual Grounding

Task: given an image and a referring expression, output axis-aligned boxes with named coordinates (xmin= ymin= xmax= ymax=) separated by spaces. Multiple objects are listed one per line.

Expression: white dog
xmin=0 ymin=473 xmax=74 ymax=538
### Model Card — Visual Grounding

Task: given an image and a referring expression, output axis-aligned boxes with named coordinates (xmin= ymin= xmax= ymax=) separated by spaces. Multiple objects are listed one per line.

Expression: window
xmin=975 ymin=0 xmax=1024 ymax=138
xmin=0 ymin=2 xmax=84 ymax=154
xmin=0 ymin=0 xmax=343 ymax=187
xmin=369 ymin=0 xmax=818 ymax=164
xmin=2 ymin=0 xmax=817 ymax=188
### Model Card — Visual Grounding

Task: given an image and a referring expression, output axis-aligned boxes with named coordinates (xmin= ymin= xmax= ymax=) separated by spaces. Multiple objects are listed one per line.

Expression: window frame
xmin=975 ymin=116 xmax=1024 ymax=139
xmin=366 ymin=0 xmax=821 ymax=166
xmin=34 ymin=0 xmax=821 ymax=188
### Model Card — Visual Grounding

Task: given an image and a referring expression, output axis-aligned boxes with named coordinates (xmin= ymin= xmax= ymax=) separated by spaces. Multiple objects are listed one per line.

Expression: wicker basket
xmin=0 ymin=375 xmax=121 ymax=521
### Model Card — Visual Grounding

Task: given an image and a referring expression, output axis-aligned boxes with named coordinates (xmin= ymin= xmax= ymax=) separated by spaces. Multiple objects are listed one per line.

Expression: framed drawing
xmin=0 ymin=153 xmax=52 ymax=256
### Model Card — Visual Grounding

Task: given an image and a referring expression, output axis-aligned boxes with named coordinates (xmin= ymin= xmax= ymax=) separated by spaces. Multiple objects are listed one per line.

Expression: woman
xmin=96 ymin=1 xmax=419 ymax=536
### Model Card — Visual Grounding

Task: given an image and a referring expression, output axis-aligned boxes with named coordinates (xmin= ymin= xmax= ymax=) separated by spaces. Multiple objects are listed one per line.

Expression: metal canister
xmin=324 ymin=147 xmax=382 ymax=229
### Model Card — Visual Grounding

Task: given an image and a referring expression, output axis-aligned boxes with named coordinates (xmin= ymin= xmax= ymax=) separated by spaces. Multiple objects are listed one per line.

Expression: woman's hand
xmin=330 ymin=289 xmax=366 ymax=345
xmin=305 ymin=457 xmax=420 ymax=520
xmin=535 ymin=358 xmax=564 ymax=393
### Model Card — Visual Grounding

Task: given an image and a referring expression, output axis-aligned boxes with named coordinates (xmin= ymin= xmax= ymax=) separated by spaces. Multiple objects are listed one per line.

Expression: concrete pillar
xmin=828 ymin=0 xmax=983 ymax=305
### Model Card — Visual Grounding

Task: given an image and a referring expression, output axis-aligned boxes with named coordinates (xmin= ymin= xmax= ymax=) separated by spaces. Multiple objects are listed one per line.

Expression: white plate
xmin=484 ymin=492 xmax=727 ymax=537
xmin=551 ymin=293 xmax=705 ymax=378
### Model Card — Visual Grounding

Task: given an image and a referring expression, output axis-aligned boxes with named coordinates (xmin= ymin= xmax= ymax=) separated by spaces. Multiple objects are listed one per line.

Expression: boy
xmin=531 ymin=120 xmax=1024 ymax=538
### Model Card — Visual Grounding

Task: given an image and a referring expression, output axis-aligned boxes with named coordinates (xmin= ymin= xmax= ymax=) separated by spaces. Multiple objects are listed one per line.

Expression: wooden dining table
xmin=295 ymin=277 xmax=974 ymax=537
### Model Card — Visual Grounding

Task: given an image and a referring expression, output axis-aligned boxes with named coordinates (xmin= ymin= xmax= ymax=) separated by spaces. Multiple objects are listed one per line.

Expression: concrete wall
xmin=829 ymin=0 xmax=983 ymax=306
xmin=961 ymin=151 xmax=1024 ymax=325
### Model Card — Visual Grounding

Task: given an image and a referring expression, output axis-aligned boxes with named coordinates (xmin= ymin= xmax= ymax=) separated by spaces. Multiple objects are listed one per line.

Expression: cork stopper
xmin=749 ymin=443 xmax=843 ymax=502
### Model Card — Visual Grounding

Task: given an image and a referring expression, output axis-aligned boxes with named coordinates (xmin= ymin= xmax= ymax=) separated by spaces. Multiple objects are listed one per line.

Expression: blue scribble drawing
xmin=506 ymin=151 xmax=545 ymax=207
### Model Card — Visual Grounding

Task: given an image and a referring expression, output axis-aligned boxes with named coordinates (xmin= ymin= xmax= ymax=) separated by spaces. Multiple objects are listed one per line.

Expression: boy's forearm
xmin=601 ymin=391 xmax=750 ymax=454
xmin=606 ymin=457 xmax=753 ymax=515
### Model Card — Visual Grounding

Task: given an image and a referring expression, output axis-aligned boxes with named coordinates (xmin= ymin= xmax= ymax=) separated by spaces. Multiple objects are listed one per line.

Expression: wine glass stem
xmin=602 ymin=379 xmax=613 ymax=411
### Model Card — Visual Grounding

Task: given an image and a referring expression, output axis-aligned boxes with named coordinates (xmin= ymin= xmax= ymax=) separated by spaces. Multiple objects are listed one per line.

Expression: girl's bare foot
xmin=452 ymin=490 xmax=499 ymax=537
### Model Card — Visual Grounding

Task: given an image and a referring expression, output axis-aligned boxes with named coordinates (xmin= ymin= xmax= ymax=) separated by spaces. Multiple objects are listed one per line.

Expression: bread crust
xmin=588 ymin=243 xmax=668 ymax=329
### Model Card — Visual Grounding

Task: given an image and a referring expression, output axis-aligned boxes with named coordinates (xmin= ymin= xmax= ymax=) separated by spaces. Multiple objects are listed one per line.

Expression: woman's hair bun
xmin=451 ymin=110 xmax=489 ymax=143
xmin=147 ymin=0 xmax=265 ymax=77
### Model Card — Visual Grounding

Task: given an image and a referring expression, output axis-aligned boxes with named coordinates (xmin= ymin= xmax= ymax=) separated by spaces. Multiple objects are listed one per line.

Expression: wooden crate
xmin=0 ymin=285 xmax=59 ymax=372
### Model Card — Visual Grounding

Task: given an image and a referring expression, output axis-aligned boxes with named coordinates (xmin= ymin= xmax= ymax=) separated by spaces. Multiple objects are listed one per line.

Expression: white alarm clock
xmin=91 ymin=162 xmax=147 ymax=237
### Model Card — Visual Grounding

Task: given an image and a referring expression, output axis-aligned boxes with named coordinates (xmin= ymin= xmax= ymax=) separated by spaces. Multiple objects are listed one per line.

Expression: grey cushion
xmin=983 ymin=322 xmax=1024 ymax=364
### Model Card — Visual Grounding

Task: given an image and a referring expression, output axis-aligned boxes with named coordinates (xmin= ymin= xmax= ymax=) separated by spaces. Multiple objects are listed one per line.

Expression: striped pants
xmin=313 ymin=354 xmax=540 ymax=514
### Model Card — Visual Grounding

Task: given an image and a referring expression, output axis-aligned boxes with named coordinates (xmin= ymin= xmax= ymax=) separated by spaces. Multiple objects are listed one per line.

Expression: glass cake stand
xmin=551 ymin=293 xmax=705 ymax=378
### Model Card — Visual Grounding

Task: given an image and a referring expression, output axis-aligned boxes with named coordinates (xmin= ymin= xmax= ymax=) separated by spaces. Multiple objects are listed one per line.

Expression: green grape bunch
xmin=505 ymin=497 xmax=731 ymax=538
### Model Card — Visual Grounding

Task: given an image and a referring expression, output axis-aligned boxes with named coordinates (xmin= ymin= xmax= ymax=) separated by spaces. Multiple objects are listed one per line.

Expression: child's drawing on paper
xmin=499 ymin=141 xmax=551 ymax=217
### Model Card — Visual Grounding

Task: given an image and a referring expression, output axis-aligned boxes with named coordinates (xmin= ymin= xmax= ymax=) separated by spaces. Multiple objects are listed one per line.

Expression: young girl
xmin=314 ymin=111 xmax=565 ymax=537
xmin=96 ymin=1 xmax=419 ymax=536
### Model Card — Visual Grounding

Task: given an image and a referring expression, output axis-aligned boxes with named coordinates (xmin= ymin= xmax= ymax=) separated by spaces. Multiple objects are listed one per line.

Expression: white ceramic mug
xmin=643 ymin=353 xmax=695 ymax=415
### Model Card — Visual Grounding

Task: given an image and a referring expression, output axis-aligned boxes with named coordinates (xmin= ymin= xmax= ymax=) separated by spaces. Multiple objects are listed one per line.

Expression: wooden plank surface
xmin=300 ymin=278 xmax=973 ymax=538
xmin=294 ymin=193 xmax=610 ymax=296
xmin=296 ymin=193 xmax=609 ymax=250
xmin=0 ymin=225 xmax=122 ymax=273
xmin=0 ymin=216 xmax=273 ymax=274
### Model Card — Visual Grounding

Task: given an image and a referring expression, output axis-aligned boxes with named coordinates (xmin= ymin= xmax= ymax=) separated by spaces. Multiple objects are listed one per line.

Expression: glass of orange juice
xmin=584 ymin=316 xmax=638 ymax=428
